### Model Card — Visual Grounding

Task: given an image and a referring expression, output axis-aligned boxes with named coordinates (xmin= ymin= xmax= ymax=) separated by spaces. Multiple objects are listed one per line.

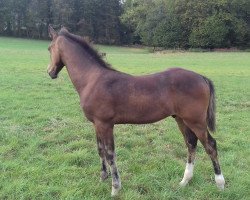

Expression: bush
xmin=189 ymin=13 xmax=249 ymax=48
xmin=153 ymin=16 xmax=183 ymax=48
xmin=189 ymin=14 xmax=228 ymax=48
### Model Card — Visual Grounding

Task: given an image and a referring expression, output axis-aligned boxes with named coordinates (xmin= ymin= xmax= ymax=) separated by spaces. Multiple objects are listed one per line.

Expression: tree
xmin=0 ymin=0 xmax=124 ymax=44
xmin=0 ymin=0 xmax=249 ymax=47
xmin=189 ymin=14 xmax=229 ymax=48
xmin=189 ymin=0 xmax=249 ymax=48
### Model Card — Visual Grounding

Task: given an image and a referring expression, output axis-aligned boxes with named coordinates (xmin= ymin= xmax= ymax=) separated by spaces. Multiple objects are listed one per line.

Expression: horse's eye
xmin=48 ymin=46 xmax=51 ymax=51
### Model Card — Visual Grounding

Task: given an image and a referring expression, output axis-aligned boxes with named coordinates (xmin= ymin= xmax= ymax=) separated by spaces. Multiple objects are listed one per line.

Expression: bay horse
xmin=47 ymin=26 xmax=225 ymax=196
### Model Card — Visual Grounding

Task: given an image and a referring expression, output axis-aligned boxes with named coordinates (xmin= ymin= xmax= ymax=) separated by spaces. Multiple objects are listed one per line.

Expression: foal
xmin=47 ymin=26 xmax=225 ymax=196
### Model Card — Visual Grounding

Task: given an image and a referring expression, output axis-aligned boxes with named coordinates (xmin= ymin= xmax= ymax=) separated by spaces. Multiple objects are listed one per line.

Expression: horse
xmin=47 ymin=26 xmax=225 ymax=196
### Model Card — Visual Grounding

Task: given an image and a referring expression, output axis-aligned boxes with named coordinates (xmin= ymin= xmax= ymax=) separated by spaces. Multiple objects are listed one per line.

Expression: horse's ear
xmin=61 ymin=26 xmax=69 ymax=33
xmin=48 ymin=25 xmax=58 ymax=40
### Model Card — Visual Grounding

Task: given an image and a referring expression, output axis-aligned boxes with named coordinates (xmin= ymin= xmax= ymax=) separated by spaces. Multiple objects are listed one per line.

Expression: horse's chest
xmin=80 ymin=97 xmax=115 ymax=122
xmin=80 ymin=96 xmax=96 ymax=122
xmin=80 ymin=104 xmax=93 ymax=122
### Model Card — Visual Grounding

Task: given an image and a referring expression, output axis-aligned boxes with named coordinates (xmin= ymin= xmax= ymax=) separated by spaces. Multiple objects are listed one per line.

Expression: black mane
xmin=58 ymin=29 xmax=115 ymax=70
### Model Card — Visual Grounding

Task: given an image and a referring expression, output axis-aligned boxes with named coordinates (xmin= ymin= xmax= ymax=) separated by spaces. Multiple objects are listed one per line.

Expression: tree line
xmin=0 ymin=0 xmax=249 ymax=48
xmin=0 ymin=0 xmax=125 ymax=44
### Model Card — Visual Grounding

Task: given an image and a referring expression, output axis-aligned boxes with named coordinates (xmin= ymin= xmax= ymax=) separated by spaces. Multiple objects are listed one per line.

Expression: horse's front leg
xmin=96 ymin=134 xmax=109 ymax=181
xmin=94 ymin=121 xmax=121 ymax=196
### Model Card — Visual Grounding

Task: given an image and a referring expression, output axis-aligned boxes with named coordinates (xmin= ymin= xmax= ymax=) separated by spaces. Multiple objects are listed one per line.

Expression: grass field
xmin=0 ymin=37 xmax=250 ymax=199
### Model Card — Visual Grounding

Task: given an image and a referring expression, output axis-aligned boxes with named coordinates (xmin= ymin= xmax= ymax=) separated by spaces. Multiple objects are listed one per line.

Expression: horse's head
xmin=47 ymin=25 xmax=65 ymax=79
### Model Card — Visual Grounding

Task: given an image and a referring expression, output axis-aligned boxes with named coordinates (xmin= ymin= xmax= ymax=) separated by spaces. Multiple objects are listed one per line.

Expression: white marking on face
xmin=47 ymin=64 xmax=52 ymax=73
xmin=180 ymin=163 xmax=194 ymax=187
xmin=215 ymin=173 xmax=225 ymax=190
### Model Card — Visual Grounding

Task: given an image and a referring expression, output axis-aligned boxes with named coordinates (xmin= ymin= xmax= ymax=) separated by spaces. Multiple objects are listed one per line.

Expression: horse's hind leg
xmin=206 ymin=132 xmax=225 ymax=189
xmin=183 ymin=120 xmax=225 ymax=190
xmin=175 ymin=117 xmax=198 ymax=186
xmin=94 ymin=121 xmax=121 ymax=196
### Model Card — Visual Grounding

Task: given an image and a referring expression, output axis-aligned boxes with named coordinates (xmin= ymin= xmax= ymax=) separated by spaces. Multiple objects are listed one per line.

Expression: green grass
xmin=0 ymin=37 xmax=250 ymax=199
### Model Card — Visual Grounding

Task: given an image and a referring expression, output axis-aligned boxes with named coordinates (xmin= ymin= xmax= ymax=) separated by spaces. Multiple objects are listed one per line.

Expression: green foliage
xmin=153 ymin=16 xmax=183 ymax=48
xmin=120 ymin=0 xmax=155 ymax=44
xmin=121 ymin=0 xmax=250 ymax=48
xmin=189 ymin=14 xmax=229 ymax=48
xmin=0 ymin=0 xmax=123 ymax=44
xmin=1 ymin=0 xmax=249 ymax=47
xmin=0 ymin=37 xmax=250 ymax=199
xmin=189 ymin=10 xmax=249 ymax=48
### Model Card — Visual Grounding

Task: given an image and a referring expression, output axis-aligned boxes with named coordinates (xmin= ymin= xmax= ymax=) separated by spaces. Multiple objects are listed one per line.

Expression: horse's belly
xmin=114 ymin=103 xmax=172 ymax=124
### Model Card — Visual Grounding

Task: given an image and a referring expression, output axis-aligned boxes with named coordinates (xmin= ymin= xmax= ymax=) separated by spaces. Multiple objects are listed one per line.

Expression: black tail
xmin=203 ymin=76 xmax=216 ymax=132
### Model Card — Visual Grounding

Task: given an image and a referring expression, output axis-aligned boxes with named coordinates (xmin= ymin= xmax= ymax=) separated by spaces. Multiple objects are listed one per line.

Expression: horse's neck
xmin=61 ymin=43 xmax=103 ymax=94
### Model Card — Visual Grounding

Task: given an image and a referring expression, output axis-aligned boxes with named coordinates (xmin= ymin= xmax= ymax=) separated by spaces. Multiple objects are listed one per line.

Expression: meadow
xmin=0 ymin=37 xmax=249 ymax=199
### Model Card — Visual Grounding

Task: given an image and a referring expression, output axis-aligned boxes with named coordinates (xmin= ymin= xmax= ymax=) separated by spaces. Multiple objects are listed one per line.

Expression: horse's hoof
xmin=215 ymin=174 xmax=225 ymax=190
xmin=111 ymin=187 xmax=120 ymax=197
xmin=216 ymin=184 xmax=224 ymax=190
xmin=179 ymin=179 xmax=188 ymax=187
xmin=179 ymin=163 xmax=193 ymax=187
xmin=111 ymin=183 xmax=121 ymax=197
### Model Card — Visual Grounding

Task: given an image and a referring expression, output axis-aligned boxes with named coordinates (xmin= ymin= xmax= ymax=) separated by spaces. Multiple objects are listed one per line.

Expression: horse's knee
xmin=104 ymin=148 xmax=115 ymax=165
xmin=186 ymin=129 xmax=198 ymax=149
xmin=187 ymin=138 xmax=197 ymax=150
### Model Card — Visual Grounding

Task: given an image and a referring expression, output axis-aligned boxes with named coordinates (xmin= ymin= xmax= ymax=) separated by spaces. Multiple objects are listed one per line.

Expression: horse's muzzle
xmin=47 ymin=64 xmax=58 ymax=79
xmin=48 ymin=70 xmax=58 ymax=79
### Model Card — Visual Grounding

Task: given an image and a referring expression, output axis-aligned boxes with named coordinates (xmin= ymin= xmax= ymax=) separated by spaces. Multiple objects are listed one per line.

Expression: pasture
xmin=0 ymin=37 xmax=249 ymax=199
